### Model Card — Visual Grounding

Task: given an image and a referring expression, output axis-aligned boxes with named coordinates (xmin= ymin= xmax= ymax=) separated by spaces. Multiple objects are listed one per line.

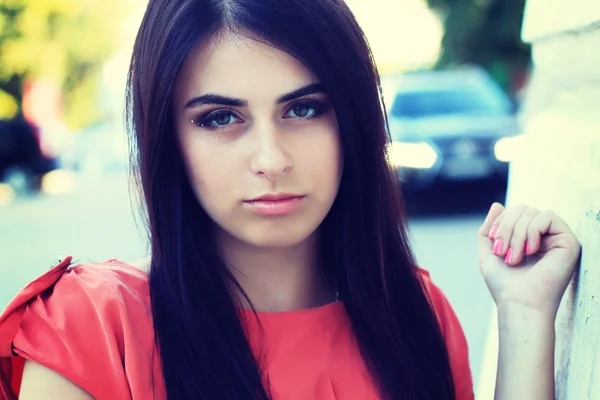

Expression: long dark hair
xmin=126 ymin=0 xmax=455 ymax=399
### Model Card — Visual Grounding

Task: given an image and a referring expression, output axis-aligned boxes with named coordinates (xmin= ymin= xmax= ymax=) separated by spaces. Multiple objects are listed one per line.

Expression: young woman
xmin=0 ymin=0 xmax=581 ymax=399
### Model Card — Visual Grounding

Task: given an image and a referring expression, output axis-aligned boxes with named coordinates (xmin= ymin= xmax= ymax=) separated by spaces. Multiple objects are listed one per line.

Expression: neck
xmin=218 ymin=231 xmax=336 ymax=312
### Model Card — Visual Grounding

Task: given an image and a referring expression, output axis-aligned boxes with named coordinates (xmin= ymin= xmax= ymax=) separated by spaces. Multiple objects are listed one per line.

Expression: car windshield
xmin=391 ymin=87 xmax=510 ymax=118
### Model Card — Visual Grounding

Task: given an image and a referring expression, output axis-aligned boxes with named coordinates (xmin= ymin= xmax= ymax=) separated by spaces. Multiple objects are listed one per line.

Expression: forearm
xmin=494 ymin=305 xmax=556 ymax=400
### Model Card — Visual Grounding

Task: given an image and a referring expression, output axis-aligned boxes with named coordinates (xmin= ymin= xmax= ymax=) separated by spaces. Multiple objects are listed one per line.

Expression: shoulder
xmin=0 ymin=256 xmax=156 ymax=399
xmin=126 ymin=255 xmax=152 ymax=273
xmin=416 ymin=267 xmax=475 ymax=400
xmin=1 ymin=256 xmax=152 ymax=330
xmin=69 ymin=255 xmax=151 ymax=285
xmin=60 ymin=256 xmax=152 ymax=303
xmin=26 ymin=256 xmax=153 ymax=325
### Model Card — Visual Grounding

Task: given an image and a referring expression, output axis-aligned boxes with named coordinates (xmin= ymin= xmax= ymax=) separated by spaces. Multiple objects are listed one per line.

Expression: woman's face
xmin=173 ymin=33 xmax=342 ymax=248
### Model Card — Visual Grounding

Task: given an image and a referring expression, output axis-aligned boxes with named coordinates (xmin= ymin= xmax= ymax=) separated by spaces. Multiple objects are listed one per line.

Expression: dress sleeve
xmin=0 ymin=256 xmax=155 ymax=400
xmin=418 ymin=268 xmax=475 ymax=400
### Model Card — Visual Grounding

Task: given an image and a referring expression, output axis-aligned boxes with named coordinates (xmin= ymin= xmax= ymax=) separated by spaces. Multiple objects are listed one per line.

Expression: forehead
xmin=175 ymin=32 xmax=318 ymax=103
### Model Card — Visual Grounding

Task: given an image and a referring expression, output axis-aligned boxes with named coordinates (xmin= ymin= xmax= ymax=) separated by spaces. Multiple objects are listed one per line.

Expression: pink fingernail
xmin=505 ymin=248 xmax=513 ymax=264
xmin=493 ymin=239 xmax=504 ymax=256
xmin=525 ymin=241 xmax=532 ymax=255
xmin=488 ymin=225 xmax=499 ymax=239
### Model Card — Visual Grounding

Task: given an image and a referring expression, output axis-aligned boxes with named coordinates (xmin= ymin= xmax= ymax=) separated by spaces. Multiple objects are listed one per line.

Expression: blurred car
xmin=0 ymin=117 xmax=59 ymax=194
xmin=382 ymin=66 xmax=523 ymax=191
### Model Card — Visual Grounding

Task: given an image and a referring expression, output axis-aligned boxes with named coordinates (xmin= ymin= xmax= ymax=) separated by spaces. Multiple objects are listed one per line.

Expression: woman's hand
xmin=478 ymin=203 xmax=581 ymax=318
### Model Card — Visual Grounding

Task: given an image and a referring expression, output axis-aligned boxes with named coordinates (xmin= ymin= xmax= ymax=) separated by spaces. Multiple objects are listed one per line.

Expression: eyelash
xmin=191 ymin=100 xmax=327 ymax=131
xmin=192 ymin=107 xmax=239 ymax=130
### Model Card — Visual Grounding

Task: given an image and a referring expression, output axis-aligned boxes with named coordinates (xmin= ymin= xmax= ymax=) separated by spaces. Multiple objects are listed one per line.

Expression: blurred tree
xmin=0 ymin=0 xmax=130 ymax=128
xmin=425 ymin=0 xmax=531 ymax=97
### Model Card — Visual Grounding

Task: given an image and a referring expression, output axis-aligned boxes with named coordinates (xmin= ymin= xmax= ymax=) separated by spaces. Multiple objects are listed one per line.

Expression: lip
xmin=244 ymin=193 xmax=305 ymax=216
xmin=248 ymin=193 xmax=302 ymax=202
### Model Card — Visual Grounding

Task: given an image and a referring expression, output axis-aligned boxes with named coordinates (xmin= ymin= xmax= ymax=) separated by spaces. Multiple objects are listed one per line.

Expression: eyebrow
xmin=276 ymin=83 xmax=326 ymax=104
xmin=184 ymin=94 xmax=247 ymax=109
xmin=184 ymin=83 xmax=326 ymax=109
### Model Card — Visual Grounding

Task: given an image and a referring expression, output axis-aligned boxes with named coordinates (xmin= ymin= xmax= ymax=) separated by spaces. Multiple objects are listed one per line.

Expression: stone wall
xmin=477 ymin=1 xmax=600 ymax=398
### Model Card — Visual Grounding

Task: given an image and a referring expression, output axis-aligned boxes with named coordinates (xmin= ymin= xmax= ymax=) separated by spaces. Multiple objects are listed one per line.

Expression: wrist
xmin=494 ymin=304 xmax=556 ymax=400
xmin=496 ymin=302 xmax=556 ymax=335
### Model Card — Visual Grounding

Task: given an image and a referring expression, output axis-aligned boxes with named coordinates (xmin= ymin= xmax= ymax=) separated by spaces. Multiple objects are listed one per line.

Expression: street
xmin=0 ymin=172 xmax=495 ymax=387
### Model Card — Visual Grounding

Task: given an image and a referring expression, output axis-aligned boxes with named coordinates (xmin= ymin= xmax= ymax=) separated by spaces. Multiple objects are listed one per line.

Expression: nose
xmin=249 ymin=123 xmax=293 ymax=180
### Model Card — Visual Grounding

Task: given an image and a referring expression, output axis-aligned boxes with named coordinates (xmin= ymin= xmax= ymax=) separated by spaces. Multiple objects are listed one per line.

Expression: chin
xmin=217 ymin=215 xmax=323 ymax=250
xmin=231 ymin=222 xmax=317 ymax=249
xmin=246 ymin=231 xmax=313 ymax=249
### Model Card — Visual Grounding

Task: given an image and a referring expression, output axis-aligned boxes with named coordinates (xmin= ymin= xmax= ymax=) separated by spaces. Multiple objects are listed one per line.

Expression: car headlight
xmin=494 ymin=134 xmax=524 ymax=162
xmin=386 ymin=141 xmax=437 ymax=169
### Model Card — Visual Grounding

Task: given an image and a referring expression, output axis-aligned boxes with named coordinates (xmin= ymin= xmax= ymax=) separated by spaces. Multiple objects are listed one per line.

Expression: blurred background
xmin=0 ymin=0 xmax=532 ymax=388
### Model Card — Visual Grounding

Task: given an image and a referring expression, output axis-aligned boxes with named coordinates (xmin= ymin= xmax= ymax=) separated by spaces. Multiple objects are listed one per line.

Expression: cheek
xmin=303 ymin=121 xmax=342 ymax=184
xmin=291 ymin=128 xmax=342 ymax=206
xmin=315 ymin=136 xmax=342 ymax=181
xmin=178 ymin=136 xmax=237 ymax=203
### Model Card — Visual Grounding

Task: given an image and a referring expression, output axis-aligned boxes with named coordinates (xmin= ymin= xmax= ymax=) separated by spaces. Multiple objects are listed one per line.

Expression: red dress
xmin=0 ymin=256 xmax=474 ymax=399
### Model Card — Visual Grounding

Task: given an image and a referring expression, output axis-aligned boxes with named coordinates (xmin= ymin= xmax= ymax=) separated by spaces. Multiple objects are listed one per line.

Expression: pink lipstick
xmin=244 ymin=193 xmax=304 ymax=216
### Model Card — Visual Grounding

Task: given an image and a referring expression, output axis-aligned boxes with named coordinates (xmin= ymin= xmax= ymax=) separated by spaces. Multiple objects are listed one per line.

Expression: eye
xmin=192 ymin=109 xmax=242 ymax=130
xmin=283 ymin=101 xmax=322 ymax=119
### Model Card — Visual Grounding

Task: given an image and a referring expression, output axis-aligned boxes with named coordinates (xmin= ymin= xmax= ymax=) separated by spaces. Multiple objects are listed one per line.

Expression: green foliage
xmin=0 ymin=0 xmax=131 ymax=129
xmin=425 ymin=0 xmax=531 ymax=95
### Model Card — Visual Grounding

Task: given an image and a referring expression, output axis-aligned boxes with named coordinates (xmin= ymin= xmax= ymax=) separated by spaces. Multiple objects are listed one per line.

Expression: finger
xmin=493 ymin=204 xmax=528 ymax=257
xmin=478 ymin=203 xmax=505 ymax=266
xmin=540 ymin=210 xmax=576 ymax=236
xmin=506 ymin=208 xmax=539 ymax=265
xmin=478 ymin=202 xmax=505 ymax=239
xmin=526 ymin=210 xmax=576 ymax=254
